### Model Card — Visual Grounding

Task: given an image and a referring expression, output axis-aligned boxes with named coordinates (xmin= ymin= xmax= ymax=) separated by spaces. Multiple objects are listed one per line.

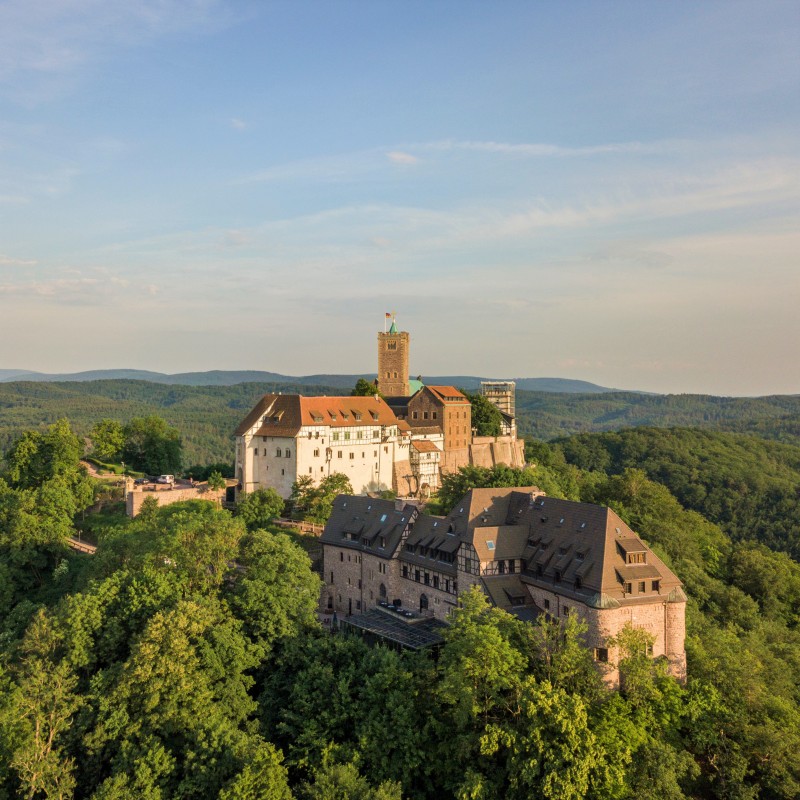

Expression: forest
xmin=1 ymin=417 xmax=799 ymax=798
xmin=2 ymin=379 xmax=800 ymax=468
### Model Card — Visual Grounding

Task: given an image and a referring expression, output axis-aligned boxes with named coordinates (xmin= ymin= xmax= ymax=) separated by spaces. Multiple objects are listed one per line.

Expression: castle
xmin=320 ymin=487 xmax=687 ymax=687
xmin=234 ymin=316 xmax=524 ymax=499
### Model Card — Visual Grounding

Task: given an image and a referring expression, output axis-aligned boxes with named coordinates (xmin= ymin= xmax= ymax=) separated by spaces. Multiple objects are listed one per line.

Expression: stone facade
xmin=126 ymin=483 xmax=226 ymax=517
xmin=321 ymin=487 xmax=687 ymax=687
xmin=377 ymin=326 xmax=410 ymax=397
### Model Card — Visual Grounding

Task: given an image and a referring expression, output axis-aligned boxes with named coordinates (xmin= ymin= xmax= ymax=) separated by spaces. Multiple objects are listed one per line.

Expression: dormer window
xmin=627 ymin=552 xmax=646 ymax=564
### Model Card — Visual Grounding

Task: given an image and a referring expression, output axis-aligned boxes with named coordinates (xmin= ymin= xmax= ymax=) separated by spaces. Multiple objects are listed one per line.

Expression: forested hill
xmin=2 ymin=379 xmax=800 ymax=467
xmin=516 ymin=389 xmax=800 ymax=443
xmin=555 ymin=427 xmax=800 ymax=560
xmin=0 ymin=379 xmax=341 ymax=465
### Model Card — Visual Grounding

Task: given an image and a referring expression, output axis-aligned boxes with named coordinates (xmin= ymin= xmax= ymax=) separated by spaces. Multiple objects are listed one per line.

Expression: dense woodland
xmin=1 ymin=414 xmax=799 ymax=798
xmin=2 ymin=379 xmax=800 ymax=468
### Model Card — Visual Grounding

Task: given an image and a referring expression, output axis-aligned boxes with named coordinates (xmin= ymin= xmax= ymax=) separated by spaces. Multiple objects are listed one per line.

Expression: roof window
xmin=486 ymin=540 xmax=495 ymax=550
xmin=380 ymin=513 xmax=387 ymax=522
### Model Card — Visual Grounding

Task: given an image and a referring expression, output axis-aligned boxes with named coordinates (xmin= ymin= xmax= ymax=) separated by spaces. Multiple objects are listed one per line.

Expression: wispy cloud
xmin=421 ymin=138 xmax=683 ymax=158
xmin=386 ymin=150 xmax=419 ymax=165
xmin=0 ymin=1 xmax=236 ymax=87
xmin=230 ymin=117 xmax=247 ymax=131
xmin=0 ymin=254 xmax=37 ymax=267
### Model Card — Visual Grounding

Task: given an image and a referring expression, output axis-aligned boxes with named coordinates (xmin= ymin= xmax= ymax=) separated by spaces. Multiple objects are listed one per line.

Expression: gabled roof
xmin=425 ymin=385 xmax=470 ymax=404
xmin=236 ymin=394 xmax=399 ymax=438
xmin=411 ymin=439 xmax=441 ymax=453
xmin=321 ymin=495 xmax=417 ymax=558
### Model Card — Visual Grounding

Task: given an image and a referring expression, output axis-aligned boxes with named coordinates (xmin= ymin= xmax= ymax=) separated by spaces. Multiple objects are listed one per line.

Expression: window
xmin=562 ymin=605 xmax=569 ymax=616
xmin=554 ymin=570 xmax=561 ymax=583
xmin=508 ymin=560 xmax=515 ymax=574
xmin=349 ymin=452 xmax=355 ymax=460
xmin=344 ymin=432 xmax=350 ymax=440
xmin=498 ymin=560 xmax=505 ymax=574
xmin=627 ymin=552 xmax=646 ymax=564
xmin=314 ymin=449 xmax=320 ymax=457
xmin=486 ymin=540 xmax=495 ymax=551
xmin=423 ymin=411 xmax=429 ymax=420
xmin=387 ymin=342 xmax=396 ymax=350
xmin=544 ymin=598 xmax=550 ymax=611
xmin=638 ymin=581 xmax=646 ymax=593
xmin=624 ymin=582 xmax=632 ymax=594
xmin=373 ymin=430 xmax=379 ymax=438
xmin=333 ymin=432 xmax=339 ymax=441
xmin=281 ymin=468 xmax=284 ymax=475
xmin=380 ymin=537 xmax=386 ymax=549
xmin=574 ymin=576 xmax=582 ymax=589
xmin=402 ymin=565 xmax=408 ymax=578
xmin=433 ymin=575 xmax=439 ymax=589
xmin=308 ymin=467 xmax=312 ymax=474
xmin=594 ymin=647 xmax=609 ymax=663
xmin=285 ymin=449 xmax=290 ymax=458
xmin=340 ymin=553 xmax=343 ymax=562
xmin=276 ymin=448 xmax=282 ymax=457
xmin=432 ymin=411 xmax=437 ymax=420
xmin=414 ymin=569 xmax=420 ymax=582
xmin=412 ymin=411 xmax=418 ymax=419
xmin=337 ymin=451 xmax=342 ymax=458
xmin=254 ymin=448 xmax=258 ymax=456
xmin=652 ymin=579 xmax=661 ymax=593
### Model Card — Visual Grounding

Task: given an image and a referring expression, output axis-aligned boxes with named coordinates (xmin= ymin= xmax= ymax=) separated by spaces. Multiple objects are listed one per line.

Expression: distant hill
xmin=0 ymin=368 xmax=616 ymax=393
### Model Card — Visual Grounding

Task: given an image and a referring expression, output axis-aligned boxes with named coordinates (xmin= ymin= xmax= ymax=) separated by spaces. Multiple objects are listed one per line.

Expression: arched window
xmin=420 ymin=594 xmax=429 ymax=612
xmin=276 ymin=448 xmax=282 ymax=457
xmin=379 ymin=583 xmax=387 ymax=599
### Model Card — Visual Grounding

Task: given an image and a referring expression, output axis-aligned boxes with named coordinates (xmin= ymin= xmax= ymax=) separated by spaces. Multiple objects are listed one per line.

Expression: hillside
xmin=2 ymin=380 xmax=800 ymax=470
xmin=0 ymin=368 xmax=615 ymax=393
xmin=516 ymin=390 xmax=800 ymax=444
xmin=556 ymin=427 xmax=800 ymax=559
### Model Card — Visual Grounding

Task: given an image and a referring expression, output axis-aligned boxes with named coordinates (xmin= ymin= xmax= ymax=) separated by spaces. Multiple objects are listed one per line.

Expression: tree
xmin=8 ymin=609 xmax=82 ymax=800
xmin=207 ymin=470 xmax=227 ymax=491
xmin=89 ymin=420 xmax=125 ymax=462
xmin=437 ymin=464 xmax=540 ymax=514
xmin=463 ymin=391 xmax=503 ymax=437
xmin=302 ymin=760 xmax=401 ymax=800
xmin=290 ymin=473 xmax=353 ymax=524
xmin=229 ymin=530 xmax=321 ymax=652
xmin=121 ymin=416 xmax=182 ymax=475
xmin=237 ymin=488 xmax=285 ymax=530
xmin=351 ymin=379 xmax=382 ymax=398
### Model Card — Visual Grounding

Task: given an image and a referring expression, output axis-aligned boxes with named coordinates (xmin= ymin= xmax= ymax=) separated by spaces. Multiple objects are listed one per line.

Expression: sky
xmin=0 ymin=0 xmax=798 ymax=396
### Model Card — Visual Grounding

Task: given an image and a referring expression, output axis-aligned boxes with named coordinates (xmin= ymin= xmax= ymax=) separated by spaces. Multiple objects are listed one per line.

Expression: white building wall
xmin=238 ymin=422 xmax=402 ymax=499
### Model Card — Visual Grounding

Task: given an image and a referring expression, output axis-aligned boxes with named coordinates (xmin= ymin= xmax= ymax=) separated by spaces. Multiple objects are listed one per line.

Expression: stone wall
xmin=377 ymin=331 xmax=410 ymax=397
xmin=126 ymin=485 xmax=225 ymax=517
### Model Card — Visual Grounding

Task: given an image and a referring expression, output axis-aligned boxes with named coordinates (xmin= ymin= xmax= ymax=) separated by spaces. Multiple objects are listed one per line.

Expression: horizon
xmin=1 ymin=2 xmax=798 ymax=396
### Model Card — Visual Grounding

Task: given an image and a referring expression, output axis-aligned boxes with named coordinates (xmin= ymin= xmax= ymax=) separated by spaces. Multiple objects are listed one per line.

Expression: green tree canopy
xmin=121 ymin=415 xmax=183 ymax=475
xmin=437 ymin=464 xmax=540 ymax=514
xmin=90 ymin=419 xmax=125 ymax=462
xmin=351 ymin=379 xmax=382 ymax=398
xmin=462 ymin=390 xmax=503 ymax=437
xmin=237 ymin=488 xmax=285 ymax=530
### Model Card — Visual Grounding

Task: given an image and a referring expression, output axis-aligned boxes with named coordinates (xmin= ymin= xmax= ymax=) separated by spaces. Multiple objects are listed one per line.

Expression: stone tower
xmin=377 ymin=316 xmax=410 ymax=397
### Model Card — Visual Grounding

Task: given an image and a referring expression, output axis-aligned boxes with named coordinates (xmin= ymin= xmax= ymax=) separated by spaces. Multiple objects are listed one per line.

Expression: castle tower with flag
xmin=377 ymin=312 xmax=410 ymax=397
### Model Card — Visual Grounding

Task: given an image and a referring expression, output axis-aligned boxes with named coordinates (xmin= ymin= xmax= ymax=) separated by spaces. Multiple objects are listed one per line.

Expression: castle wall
xmin=126 ymin=485 xmax=225 ymax=517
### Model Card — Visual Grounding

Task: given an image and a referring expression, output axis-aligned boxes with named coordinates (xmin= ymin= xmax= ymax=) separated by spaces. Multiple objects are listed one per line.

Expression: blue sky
xmin=1 ymin=0 xmax=798 ymax=395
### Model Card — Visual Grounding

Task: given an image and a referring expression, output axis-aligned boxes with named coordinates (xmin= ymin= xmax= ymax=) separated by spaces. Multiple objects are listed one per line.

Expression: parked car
xmin=156 ymin=474 xmax=175 ymax=485
xmin=134 ymin=477 xmax=150 ymax=485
